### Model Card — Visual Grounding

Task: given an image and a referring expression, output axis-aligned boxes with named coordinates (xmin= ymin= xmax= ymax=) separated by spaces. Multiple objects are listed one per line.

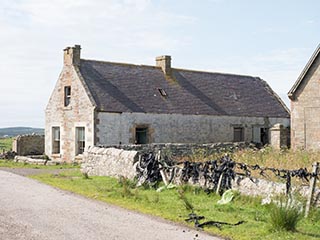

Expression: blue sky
xmin=0 ymin=0 xmax=319 ymax=128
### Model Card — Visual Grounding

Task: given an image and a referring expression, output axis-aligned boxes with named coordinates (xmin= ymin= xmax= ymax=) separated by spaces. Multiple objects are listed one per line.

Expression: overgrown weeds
xmin=269 ymin=196 xmax=303 ymax=232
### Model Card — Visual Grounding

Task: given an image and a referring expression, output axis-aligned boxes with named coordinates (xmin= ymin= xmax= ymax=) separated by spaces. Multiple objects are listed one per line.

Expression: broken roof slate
xmin=79 ymin=59 xmax=289 ymax=118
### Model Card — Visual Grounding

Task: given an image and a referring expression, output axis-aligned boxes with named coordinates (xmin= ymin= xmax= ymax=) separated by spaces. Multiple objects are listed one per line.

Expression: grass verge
xmin=0 ymin=160 xmax=79 ymax=169
xmin=31 ymin=170 xmax=320 ymax=240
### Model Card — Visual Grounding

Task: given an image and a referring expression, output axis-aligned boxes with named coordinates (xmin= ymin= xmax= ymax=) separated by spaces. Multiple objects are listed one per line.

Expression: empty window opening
xmin=64 ymin=86 xmax=71 ymax=107
xmin=253 ymin=126 xmax=269 ymax=145
xmin=158 ymin=88 xmax=167 ymax=97
xmin=135 ymin=127 xmax=148 ymax=144
xmin=260 ymin=128 xmax=269 ymax=145
xmin=234 ymin=127 xmax=244 ymax=142
xmin=52 ymin=127 xmax=60 ymax=154
xmin=76 ymin=127 xmax=85 ymax=155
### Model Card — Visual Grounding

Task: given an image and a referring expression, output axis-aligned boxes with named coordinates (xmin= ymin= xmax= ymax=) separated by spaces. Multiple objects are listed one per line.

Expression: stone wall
xmin=81 ymin=146 xmax=319 ymax=204
xmin=96 ymin=112 xmax=290 ymax=146
xmin=12 ymin=135 xmax=44 ymax=156
xmin=98 ymin=142 xmax=252 ymax=158
xmin=81 ymin=147 xmax=139 ymax=179
xmin=290 ymin=53 xmax=320 ymax=150
xmin=45 ymin=46 xmax=95 ymax=162
xmin=81 ymin=143 xmax=250 ymax=181
xmin=270 ymin=124 xmax=290 ymax=149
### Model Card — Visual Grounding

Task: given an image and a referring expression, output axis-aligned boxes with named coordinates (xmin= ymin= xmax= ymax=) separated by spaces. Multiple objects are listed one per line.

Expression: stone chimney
xmin=64 ymin=45 xmax=81 ymax=66
xmin=156 ymin=55 xmax=171 ymax=75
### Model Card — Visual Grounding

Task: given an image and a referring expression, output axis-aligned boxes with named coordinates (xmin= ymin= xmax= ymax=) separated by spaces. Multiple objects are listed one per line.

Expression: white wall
xmin=96 ymin=112 xmax=290 ymax=145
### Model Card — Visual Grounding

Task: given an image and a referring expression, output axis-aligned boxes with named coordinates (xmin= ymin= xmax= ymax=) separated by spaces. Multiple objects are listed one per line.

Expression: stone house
xmin=45 ymin=45 xmax=290 ymax=162
xmin=288 ymin=44 xmax=320 ymax=150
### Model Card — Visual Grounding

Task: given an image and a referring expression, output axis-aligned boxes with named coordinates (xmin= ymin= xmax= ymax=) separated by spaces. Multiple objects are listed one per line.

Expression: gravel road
xmin=0 ymin=170 xmax=221 ymax=240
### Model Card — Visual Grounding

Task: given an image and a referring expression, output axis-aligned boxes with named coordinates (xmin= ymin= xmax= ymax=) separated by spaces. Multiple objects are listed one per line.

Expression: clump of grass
xmin=82 ymin=172 xmax=90 ymax=179
xmin=118 ymin=176 xmax=134 ymax=198
xmin=177 ymin=187 xmax=194 ymax=212
xmin=269 ymin=197 xmax=302 ymax=232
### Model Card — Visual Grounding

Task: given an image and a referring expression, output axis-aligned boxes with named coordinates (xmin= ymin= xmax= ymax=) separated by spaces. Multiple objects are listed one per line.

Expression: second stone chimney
xmin=156 ymin=55 xmax=171 ymax=75
xmin=64 ymin=45 xmax=81 ymax=66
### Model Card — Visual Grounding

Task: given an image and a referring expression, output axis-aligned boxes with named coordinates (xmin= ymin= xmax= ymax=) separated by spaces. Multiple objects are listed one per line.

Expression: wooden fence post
xmin=305 ymin=162 xmax=319 ymax=218
xmin=216 ymin=173 xmax=224 ymax=195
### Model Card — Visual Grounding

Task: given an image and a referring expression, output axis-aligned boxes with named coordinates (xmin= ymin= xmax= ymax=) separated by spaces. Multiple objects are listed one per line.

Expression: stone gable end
xmin=291 ymin=54 xmax=320 ymax=149
xmin=45 ymin=65 xmax=95 ymax=162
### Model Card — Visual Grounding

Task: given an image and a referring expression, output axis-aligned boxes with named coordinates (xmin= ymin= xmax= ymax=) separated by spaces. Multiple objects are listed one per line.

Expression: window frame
xmin=52 ymin=126 xmax=60 ymax=154
xmin=75 ymin=127 xmax=85 ymax=155
xmin=233 ymin=127 xmax=244 ymax=142
xmin=64 ymin=86 xmax=71 ymax=107
xmin=135 ymin=127 xmax=148 ymax=144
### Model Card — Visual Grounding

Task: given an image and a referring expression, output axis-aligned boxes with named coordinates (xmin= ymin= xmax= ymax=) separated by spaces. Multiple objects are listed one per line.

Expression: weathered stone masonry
xmin=12 ymin=135 xmax=44 ymax=156
xmin=45 ymin=46 xmax=95 ymax=162
xmin=96 ymin=112 xmax=290 ymax=146
xmin=289 ymin=45 xmax=320 ymax=150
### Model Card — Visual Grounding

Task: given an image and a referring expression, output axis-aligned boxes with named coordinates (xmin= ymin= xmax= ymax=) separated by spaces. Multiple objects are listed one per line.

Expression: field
xmin=0 ymin=137 xmax=13 ymax=152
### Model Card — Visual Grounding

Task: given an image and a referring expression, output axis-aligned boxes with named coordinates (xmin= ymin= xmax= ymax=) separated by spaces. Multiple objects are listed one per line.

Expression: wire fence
xmin=135 ymin=151 xmax=319 ymax=217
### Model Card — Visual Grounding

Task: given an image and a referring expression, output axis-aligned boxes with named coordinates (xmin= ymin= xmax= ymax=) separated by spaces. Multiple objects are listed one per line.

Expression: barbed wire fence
xmin=135 ymin=151 xmax=319 ymax=217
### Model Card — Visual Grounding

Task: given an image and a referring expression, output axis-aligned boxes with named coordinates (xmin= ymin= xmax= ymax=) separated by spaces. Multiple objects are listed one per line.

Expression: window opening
xmin=135 ymin=127 xmax=148 ymax=144
xmin=76 ymin=127 xmax=85 ymax=155
xmin=64 ymin=86 xmax=71 ymax=107
xmin=52 ymin=127 xmax=60 ymax=154
xmin=260 ymin=128 xmax=269 ymax=145
xmin=233 ymin=127 xmax=244 ymax=142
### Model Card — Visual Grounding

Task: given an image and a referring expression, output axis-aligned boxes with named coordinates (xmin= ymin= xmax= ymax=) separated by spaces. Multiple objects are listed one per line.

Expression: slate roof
xmin=79 ymin=59 xmax=290 ymax=118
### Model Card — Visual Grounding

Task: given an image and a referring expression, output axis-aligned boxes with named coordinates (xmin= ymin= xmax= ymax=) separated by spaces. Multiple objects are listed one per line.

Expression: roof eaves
xmin=288 ymin=44 xmax=320 ymax=100
xmin=258 ymin=77 xmax=290 ymax=117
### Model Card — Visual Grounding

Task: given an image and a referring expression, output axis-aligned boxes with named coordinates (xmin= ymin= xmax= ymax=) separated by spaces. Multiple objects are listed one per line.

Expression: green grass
xmin=0 ymin=160 xmax=79 ymax=169
xmin=0 ymin=137 xmax=13 ymax=152
xmin=31 ymin=170 xmax=320 ymax=240
xmin=270 ymin=199 xmax=302 ymax=232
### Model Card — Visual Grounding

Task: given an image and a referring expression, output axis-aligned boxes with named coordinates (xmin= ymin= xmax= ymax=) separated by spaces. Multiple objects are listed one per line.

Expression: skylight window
xmin=158 ymin=88 xmax=167 ymax=97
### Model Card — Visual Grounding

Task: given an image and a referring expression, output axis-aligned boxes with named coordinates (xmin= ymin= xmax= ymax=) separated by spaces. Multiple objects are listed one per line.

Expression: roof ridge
xmin=175 ymin=67 xmax=258 ymax=78
xmin=81 ymin=58 xmax=159 ymax=69
xmin=81 ymin=58 xmax=258 ymax=78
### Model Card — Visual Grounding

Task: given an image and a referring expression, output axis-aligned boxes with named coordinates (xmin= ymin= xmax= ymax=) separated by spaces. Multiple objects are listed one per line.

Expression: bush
xmin=269 ymin=198 xmax=302 ymax=232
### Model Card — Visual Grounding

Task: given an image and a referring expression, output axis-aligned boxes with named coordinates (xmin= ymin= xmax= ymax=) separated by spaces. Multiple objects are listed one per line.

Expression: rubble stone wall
xmin=81 ymin=145 xmax=319 ymax=204
xmin=12 ymin=135 xmax=44 ymax=156
xmin=98 ymin=142 xmax=252 ymax=158
xmin=81 ymin=147 xmax=139 ymax=179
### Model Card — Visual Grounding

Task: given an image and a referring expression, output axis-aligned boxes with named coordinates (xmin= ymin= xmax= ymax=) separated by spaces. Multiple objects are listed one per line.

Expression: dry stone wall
xmin=81 ymin=147 xmax=139 ymax=179
xmin=81 ymin=145 xmax=319 ymax=204
xmin=98 ymin=142 xmax=252 ymax=158
xmin=12 ymin=135 xmax=44 ymax=156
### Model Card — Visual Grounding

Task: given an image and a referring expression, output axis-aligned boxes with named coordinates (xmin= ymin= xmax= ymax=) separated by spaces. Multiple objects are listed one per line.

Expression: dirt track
xmin=0 ymin=170 xmax=221 ymax=240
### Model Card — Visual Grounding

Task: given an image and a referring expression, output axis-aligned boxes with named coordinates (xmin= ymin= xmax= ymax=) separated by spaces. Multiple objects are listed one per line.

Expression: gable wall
xmin=45 ymin=66 xmax=95 ymax=162
xmin=291 ymin=55 xmax=320 ymax=150
xmin=96 ymin=112 xmax=289 ymax=145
